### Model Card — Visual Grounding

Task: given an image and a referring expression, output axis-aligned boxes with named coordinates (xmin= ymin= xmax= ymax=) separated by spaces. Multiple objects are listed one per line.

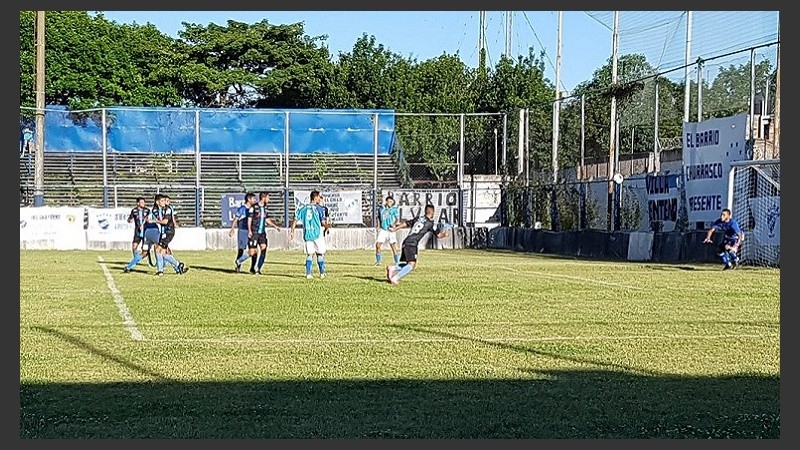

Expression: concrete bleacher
xmin=20 ymin=151 xmax=404 ymax=227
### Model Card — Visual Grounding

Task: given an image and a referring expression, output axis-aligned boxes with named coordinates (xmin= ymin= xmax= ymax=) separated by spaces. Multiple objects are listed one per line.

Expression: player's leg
xmin=237 ymin=237 xmax=257 ymax=272
xmin=716 ymin=242 xmax=732 ymax=269
xmin=388 ymin=243 xmax=412 ymax=282
xmin=315 ymin=238 xmax=327 ymax=277
xmin=256 ymin=234 xmax=268 ymax=274
xmin=393 ymin=250 xmax=417 ymax=282
xmin=131 ymin=234 xmax=141 ymax=258
xmin=159 ymin=233 xmax=184 ymax=274
xmin=389 ymin=232 xmax=400 ymax=264
xmin=304 ymin=240 xmax=315 ymax=278
xmin=726 ymin=241 xmax=741 ymax=268
xmin=235 ymin=230 xmax=248 ymax=271
xmin=143 ymin=230 xmax=165 ymax=275
xmin=123 ymin=236 xmax=144 ymax=272
xmin=375 ymin=230 xmax=385 ymax=265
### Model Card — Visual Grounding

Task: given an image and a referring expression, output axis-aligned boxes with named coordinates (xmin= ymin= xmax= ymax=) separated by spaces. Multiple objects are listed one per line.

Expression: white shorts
xmin=304 ymin=237 xmax=327 ymax=255
xmin=375 ymin=228 xmax=398 ymax=245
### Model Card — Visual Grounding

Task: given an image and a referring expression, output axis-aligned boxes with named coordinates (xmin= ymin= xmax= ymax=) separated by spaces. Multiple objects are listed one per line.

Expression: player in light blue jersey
xmin=289 ymin=190 xmax=327 ymax=279
xmin=375 ymin=195 xmax=401 ymax=265
xmin=703 ymin=208 xmax=744 ymax=270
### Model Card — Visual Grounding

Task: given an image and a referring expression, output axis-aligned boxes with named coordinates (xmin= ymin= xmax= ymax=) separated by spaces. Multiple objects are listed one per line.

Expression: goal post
xmin=727 ymin=159 xmax=780 ymax=267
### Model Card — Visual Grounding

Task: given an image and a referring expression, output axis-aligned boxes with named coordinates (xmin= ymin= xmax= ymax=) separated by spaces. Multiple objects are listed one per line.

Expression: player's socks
xmin=156 ymin=253 xmax=165 ymax=273
xmin=393 ymin=253 xmax=400 ymax=264
xmin=376 ymin=253 xmax=382 ymax=264
xmin=163 ymin=254 xmax=180 ymax=272
xmin=250 ymin=255 xmax=257 ymax=271
xmin=236 ymin=253 xmax=250 ymax=266
xmin=317 ymin=255 xmax=326 ymax=274
xmin=236 ymin=249 xmax=244 ymax=260
xmin=257 ymin=251 xmax=267 ymax=271
xmin=396 ymin=263 xmax=414 ymax=280
xmin=125 ymin=253 xmax=143 ymax=270
xmin=305 ymin=256 xmax=313 ymax=275
xmin=720 ymin=251 xmax=730 ymax=266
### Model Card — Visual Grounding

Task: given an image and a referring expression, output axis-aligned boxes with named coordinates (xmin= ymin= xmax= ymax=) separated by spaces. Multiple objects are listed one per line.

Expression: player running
xmin=385 ymin=204 xmax=451 ymax=285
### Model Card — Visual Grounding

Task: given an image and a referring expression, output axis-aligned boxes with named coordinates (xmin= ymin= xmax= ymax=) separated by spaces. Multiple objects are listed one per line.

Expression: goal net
xmin=728 ymin=159 xmax=780 ymax=267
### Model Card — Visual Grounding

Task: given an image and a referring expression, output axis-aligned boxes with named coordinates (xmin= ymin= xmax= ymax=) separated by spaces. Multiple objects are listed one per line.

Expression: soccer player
xmin=374 ymin=195 xmax=401 ymax=266
xmin=228 ymin=193 xmax=257 ymax=272
xmin=160 ymin=194 xmax=178 ymax=255
xmin=249 ymin=192 xmax=282 ymax=275
xmin=703 ymin=208 xmax=745 ymax=270
xmin=127 ymin=197 xmax=149 ymax=258
xmin=385 ymin=204 xmax=451 ymax=285
xmin=124 ymin=194 xmax=187 ymax=276
xmin=289 ymin=190 xmax=328 ymax=279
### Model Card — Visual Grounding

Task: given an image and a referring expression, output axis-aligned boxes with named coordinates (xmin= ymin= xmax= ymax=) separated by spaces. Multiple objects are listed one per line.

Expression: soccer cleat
xmin=179 ymin=263 xmax=189 ymax=274
xmin=306 ymin=274 xmax=313 ymax=279
xmin=722 ymin=264 xmax=732 ymax=271
xmin=249 ymin=267 xmax=256 ymax=275
xmin=320 ymin=273 xmax=326 ymax=279
xmin=390 ymin=275 xmax=399 ymax=285
xmin=123 ymin=267 xmax=131 ymax=273
xmin=235 ymin=261 xmax=242 ymax=273
xmin=374 ymin=261 xmax=381 ymax=266
xmin=156 ymin=271 xmax=164 ymax=277
xmin=386 ymin=266 xmax=397 ymax=282
xmin=256 ymin=270 xmax=263 ymax=275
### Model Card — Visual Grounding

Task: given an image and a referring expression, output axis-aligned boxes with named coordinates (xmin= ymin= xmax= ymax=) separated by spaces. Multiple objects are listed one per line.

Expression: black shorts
xmin=256 ymin=232 xmax=268 ymax=247
xmin=132 ymin=233 xmax=144 ymax=245
xmin=400 ymin=243 xmax=418 ymax=263
xmin=160 ymin=230 xmax=175 ymax=248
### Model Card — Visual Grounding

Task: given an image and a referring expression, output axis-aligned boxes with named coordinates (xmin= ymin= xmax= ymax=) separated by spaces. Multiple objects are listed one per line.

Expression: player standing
xmin=703 ymin=208 xmax=744 ymax=270
xmin=385 ymin=204 xmax=451 ymax=285
xmin=229 ymin=193 xmax=257 ymax=272
xmin=289 ymin=190 xmax=328 ymax=279
xmin=127 ymin=197 xmax=149 ymax=258
xmin=250 ymin=192 xmax=282 ymax=275
xmin=374 ymin=195 xmax=401 ymax=266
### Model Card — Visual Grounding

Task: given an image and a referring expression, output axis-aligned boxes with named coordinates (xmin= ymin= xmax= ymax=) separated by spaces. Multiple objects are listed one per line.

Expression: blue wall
xmin=30 ymin=106 xmax=396 ymax=155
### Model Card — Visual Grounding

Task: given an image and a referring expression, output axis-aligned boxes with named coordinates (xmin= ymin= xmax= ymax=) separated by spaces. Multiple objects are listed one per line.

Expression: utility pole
xmin=33 ymin=11 xmax=46 ymax=207
xmin=683 ymin=11 xmax=693 ymax=123
xmin=607 ymin=11 xmax=619 ymax=231
xmin=552 ymin=11 xmax=562 ymax=184
xmin=696 ymin=58 xmax=704 ymax=122
xmin=504 ymin=11 xmax=513 ymax=58
xmin=774 ymin=23 xmax=780 ymax=158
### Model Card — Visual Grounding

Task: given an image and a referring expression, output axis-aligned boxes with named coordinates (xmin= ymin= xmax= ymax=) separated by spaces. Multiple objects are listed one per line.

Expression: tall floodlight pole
xmin=607 ymin=11 xmax=619 ymax=231
xmin=774 ymin=17 xmax=780 ymax=157
xmin=683 ymin=11 xmax=693 ymax=123
xmin=505 ymin=11 xmax=513 ymax=58
xmin=653 ymin=77 xmax=660 ymax=173
xmin=552 ymin=11 xmax=562 ymax=184
xmin=33 ymin=11 xmax=46 ymax=207
xmin=749 ymin=48 xmax=756 ymax=149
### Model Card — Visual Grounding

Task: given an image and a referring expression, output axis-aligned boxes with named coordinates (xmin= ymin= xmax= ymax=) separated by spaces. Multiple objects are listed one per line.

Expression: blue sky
xmin=98 ymin=11 xmax=779 ymax=95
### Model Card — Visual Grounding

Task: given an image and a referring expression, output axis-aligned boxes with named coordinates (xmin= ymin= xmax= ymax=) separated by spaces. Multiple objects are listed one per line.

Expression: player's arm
xmin=288 ymin=207 xmax=303 ymax=241
xmin=732 ymin=220 xmax=744 ymax=247
xmin=172 ymin=211 xmax=180 ymax=228
xmin=247 ymin=210 xmax=255 ymax=238
xmin=435 ymin=223 xmax=452 ymax=239
xmin=228 ymin=210 xmax=242 ymax=237
xmin=266 ymin=218 xmax=282 ymax=232
xmin=390 ymin=218 xmax=411 ymax=231
xmin=127 ymin=209 xmax=135 ymax=223
xmin=703 ymin=220 xmax=721 ymax=243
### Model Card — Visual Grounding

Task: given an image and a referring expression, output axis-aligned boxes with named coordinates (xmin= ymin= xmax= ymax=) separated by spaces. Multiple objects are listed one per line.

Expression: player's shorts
xmin=132 ymin=233 xmax=144 ymax=245
xmin=255 ymin=232 xmax=268 ymax=247
xmin=247 ymin=234 xmax=259 ymax=249
xmin=304 ymin=237 xmax=327 ymax=255
xmin=237 ymin=229 xmax=249 ymax=250
xmin=143 ymin=228 xmax=161 ymax=247
xmin=160 ymin=229 xmax=175 ymax=248
xmin=375 ymin=228 xmax=398 ymax=245
xmin=717 ymin=238 xmax=740 ymax=254
xmin=400 ymin=243 xmax=418 ymax=263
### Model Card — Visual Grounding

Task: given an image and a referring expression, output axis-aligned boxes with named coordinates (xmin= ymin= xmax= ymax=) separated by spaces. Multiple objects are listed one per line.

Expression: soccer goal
xmin=727 ymin=159 xmax=780 ymax=267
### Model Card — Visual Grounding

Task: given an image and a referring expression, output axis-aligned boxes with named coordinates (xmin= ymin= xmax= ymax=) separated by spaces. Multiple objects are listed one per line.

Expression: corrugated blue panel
xmin=199 ymin=110 xmax=285 ymax=153
xmin=33 ymin=106 xmax=396 ymax=155
xmin=107 ymin=108 xmax=196 ymax=153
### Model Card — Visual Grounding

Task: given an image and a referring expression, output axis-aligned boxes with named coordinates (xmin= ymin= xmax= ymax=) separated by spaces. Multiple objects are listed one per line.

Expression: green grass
xmin=20 ymin=249 xmax=780 ymax=439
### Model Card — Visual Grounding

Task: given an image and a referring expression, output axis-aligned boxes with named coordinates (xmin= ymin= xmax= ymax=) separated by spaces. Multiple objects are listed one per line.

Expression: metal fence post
xmin=194 ymin=109 xmax=202 ymax=226
xmin=101 ymin=108 xmax=109 ymax=207
xmin=373 ymin=112 xmax=379 ymax=228
xmin=283 ymin=111 xmax=290 ymax=227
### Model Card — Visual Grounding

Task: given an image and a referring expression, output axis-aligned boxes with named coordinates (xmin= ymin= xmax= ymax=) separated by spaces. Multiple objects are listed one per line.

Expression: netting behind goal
xmin=729 ymin=159 xmax=780 ymax=267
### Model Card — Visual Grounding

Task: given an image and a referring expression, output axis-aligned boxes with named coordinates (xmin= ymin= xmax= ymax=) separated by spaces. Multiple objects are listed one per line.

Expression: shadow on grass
xmin=21 ymin=327 xmax=780 ymax=439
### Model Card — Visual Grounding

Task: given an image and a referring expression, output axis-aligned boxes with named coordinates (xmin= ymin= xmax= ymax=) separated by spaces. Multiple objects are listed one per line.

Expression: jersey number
xmin=410 ymin=221 xmax=425 ymax=235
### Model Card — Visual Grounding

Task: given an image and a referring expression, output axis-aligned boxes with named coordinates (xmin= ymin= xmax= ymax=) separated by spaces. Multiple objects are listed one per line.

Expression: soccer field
xmin=19 ymin=249 xmax=780 ymax=439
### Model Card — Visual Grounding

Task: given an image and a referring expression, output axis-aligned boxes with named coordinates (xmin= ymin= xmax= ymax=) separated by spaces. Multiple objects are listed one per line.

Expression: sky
xmin=98 ymin=11 xmax=779 ymax=95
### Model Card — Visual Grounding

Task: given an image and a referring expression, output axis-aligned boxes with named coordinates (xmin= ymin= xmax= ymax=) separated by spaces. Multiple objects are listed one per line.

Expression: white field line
xmin=482 ymin=263 xmax=648 ymax=291
xmin=148 ymin=333 xmax=771 ymax=345
xmin=97 ymin=256 xmax=145 ymax=341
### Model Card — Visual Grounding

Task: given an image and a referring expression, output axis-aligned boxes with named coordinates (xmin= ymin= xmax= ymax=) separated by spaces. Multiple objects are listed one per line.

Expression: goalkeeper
xmin=385 ymin=204 xmax=452 ymax=285
xmin=703 ymin=208 xmax=744 ymax=270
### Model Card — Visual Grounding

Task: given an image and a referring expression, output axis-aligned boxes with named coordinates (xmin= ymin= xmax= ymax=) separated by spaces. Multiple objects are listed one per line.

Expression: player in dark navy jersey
xmin=124 ymin=194 xmax=188 ymax=276
xmin=247 ymin=192 xmax=282 ymax=274
xmin=127 ymin=197 xmax=150 ymax=258
xmin=229 ymin=193 xmax=257 ymax=272
xmin=703 ymin=208 xmax=745 ymax=270
xmin=160 ymin=194 xmax=178 ymax=254
xmin=385 ymin=204 xmax=451 ymax=285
